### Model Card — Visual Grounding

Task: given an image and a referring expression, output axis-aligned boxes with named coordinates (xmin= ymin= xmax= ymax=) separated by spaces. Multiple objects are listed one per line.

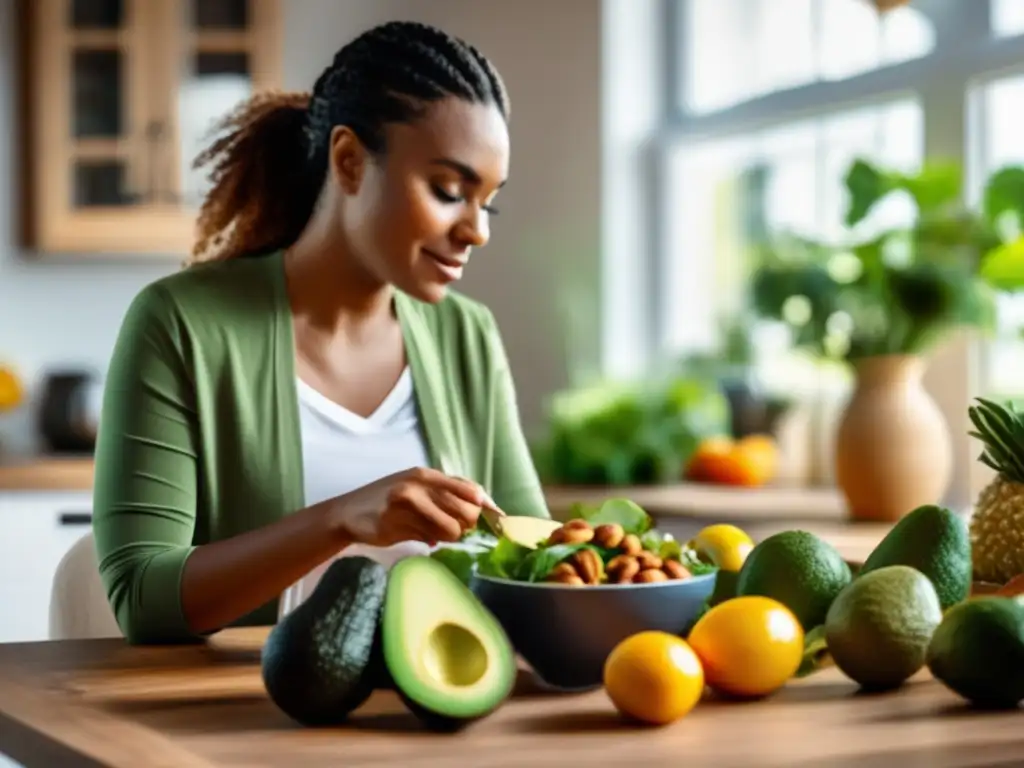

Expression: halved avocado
xmin=382 ymin=555 xmax=516 ymax=731
xmin=261 ymin=556 xmax=388 ymax=727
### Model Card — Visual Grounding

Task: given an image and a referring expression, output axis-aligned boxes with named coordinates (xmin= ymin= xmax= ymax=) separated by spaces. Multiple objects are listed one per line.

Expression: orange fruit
xmin=603 ymin=630 xmax=704 ymax=725
xmin=687 ymin=595 xmax=803 ymax=699
xmin=686 ymin=434 xmax=779 ymax=487
xmin=0 ymin=366 xmax=23 ymax=412
xmin=687 ymin=524 xmax=755 ymax=572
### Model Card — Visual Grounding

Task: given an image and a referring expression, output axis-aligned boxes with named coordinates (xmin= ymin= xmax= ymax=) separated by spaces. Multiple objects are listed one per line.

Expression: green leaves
xmin=967 ymin=397 xmax=1024 ymax=483
xmin=747 ymin=155 xmax=1024 ymax=366
xmin=796 ymin=624 xmax=834 ymax=678
xmin=570 ymin=498 xmax=652 ymax=535
xmin=844 ymin=158 xmax=962 ymax=229
xmin=429 ymin=498 xmax=720 ymax=585
xmin=980 ymin=237 xmax=1024 ymax=292
xmin=983 ymin=167 xmax=1024 ymax=233
xmin=534 ymin=376 xmax=730 ymax=487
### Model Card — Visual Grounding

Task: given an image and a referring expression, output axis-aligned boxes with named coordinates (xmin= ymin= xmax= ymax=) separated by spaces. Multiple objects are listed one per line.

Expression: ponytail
xmin=189 ymin=91 xmax=325 ymax=264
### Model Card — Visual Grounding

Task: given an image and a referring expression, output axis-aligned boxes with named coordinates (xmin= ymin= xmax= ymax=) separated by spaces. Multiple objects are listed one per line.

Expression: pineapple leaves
xmin=968 ymin=397 xmax=1024 ymax=483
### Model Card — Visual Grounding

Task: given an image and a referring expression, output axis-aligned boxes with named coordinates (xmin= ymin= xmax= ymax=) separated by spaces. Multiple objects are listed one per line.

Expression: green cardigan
xmin=92 ymin=250 xmax=549 ymax=644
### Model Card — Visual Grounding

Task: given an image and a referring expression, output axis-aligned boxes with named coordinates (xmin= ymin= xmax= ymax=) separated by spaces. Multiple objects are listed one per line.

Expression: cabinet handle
xmin=58 ymin=512 xmax=93 ymax=526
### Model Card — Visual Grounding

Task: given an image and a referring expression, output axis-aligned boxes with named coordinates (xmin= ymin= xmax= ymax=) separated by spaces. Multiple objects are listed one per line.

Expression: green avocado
xmin=824 ymin=565 xmax=943 ymax=691
xmin=736 ymin=530 xmax=852 ymax=631
xmin=261 ymin=556 xmax=388 ymax=727
xmin=859 ymin=504 xmax=971 ymax=610
xmin=927 ymin=596 xmax=1024 ymax=708
xmin=382 ymin=555 xmax=516 ymax=731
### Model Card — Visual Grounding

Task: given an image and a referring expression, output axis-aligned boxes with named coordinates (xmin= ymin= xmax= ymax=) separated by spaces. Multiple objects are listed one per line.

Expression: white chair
xmin=48 ymin=532 xmax=122 ymax=641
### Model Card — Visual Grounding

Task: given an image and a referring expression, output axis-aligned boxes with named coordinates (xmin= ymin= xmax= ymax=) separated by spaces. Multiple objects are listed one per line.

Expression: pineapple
xmin=968 ymin=397 xmax=1024 ymax=584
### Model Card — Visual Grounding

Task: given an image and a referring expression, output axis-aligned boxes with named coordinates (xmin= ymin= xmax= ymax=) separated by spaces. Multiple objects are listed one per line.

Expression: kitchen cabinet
xmin=0 ymin=491 xmax=94 ymax=644
xmin=18 ymin=0 xmax=283 ymax=257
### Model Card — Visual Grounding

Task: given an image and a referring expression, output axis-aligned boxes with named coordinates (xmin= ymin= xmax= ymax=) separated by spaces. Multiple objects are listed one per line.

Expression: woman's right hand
xmin=329 ymin=467 xmax=486 ymax=547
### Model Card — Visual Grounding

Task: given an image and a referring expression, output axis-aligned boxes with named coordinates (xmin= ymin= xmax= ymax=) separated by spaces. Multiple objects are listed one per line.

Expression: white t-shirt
xmin=277 ymin=368 xmax=433 ymax=619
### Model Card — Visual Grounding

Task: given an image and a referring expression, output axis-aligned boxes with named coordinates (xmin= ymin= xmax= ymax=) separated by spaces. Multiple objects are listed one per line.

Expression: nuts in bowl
xmin=540 ymin=519 xmax=696 ymax=586
xmin=445 ymin=498 xmax=718 ymax=691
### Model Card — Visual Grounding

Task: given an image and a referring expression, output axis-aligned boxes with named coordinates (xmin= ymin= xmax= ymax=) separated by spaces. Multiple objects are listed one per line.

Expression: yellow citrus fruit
xmin=0 ymin=367 xmax=23 ymax=412
xmin=687 ymin=524 xmax=755 ymax=572
xmin=603 ymin=630 xmax=705 ymax=725
xmin=687 ymin=595 xmax=803 ymax=699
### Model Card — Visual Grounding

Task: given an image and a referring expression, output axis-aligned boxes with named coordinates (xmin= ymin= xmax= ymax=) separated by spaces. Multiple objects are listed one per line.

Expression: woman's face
xmin=331 ymin=97 xmax=510 ymax=303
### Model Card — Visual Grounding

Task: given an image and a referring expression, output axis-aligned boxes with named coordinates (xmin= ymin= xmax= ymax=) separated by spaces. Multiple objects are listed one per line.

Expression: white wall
xmin=0 ymin=0 xmax=605 ymax=454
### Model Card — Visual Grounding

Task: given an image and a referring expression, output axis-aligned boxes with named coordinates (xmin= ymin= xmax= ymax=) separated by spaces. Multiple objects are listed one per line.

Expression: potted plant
xmin=746 ymin=157 xmax=1024 ymax=520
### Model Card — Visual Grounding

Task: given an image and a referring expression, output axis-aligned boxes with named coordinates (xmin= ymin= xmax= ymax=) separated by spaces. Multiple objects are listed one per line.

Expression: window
xmin=972 ymin=73 xmax=1024 ymax=398
xmin=992 ymin=0 xmax=1024 ymax=37
xmin=653 ymin=0 xmax=1024 ymax=502
xmin=683 ymin=0 xmax=935 ymax=114
xmin=663 ymin=99 xmax=923 ymax=394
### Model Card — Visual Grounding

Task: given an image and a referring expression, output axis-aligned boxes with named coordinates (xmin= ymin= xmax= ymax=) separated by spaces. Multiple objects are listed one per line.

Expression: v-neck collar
xmin=267 ymin=251 xmax=464 ymax=508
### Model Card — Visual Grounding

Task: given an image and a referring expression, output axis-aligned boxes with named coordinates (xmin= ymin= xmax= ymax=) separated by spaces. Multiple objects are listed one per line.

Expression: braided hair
xmin=189 ymin=21 xmax=510 ymax=263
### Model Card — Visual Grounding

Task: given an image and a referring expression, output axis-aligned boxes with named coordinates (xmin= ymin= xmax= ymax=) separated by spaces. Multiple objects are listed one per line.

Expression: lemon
xmin=687 ymin=595 xmax=804 ymax=699
xmin=603 ymin=631 xmax=705 ymax=725
xmin=0 ymin=366 xmax=23 ymax=412
xmin=688 ymin=524 xmax=754 ymax=572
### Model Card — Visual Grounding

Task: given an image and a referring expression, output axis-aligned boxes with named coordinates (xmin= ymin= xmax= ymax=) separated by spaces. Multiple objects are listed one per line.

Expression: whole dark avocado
xmin=859 ymin=504 xmax=971 ymax=610
xmin=736 ymin=530 xmax=852 ymax=631
xmin=261 ymin=556 xmax=388 ymax=727
xmin=927 ymin=596 xmax=1024 ymax=708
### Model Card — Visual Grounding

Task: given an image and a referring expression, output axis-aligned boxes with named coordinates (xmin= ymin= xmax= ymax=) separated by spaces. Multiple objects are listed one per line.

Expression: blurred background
xmin=2 ymin=0 xmax=1024 ymax=640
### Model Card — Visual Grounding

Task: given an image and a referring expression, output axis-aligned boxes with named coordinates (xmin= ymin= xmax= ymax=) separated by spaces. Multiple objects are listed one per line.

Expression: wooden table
xmin=1 ymin=626 xmax=1023 ymax=767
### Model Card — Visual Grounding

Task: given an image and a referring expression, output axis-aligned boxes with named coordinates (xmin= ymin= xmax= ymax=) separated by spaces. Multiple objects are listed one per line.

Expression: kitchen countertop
xmin=0 ymin=455 xmax=848 ymax=521
xmin=1 ymin=620 xmax=1018 ymax=768
xmin=0 ymin=455 xmax=95 ymax=492
xmin=544 ymin=482 xmax=846 ymax=520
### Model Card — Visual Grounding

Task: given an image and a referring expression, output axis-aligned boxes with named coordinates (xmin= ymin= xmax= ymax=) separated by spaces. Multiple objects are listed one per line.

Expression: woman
xmin=91 ymin=20 xmax=550 ymax=646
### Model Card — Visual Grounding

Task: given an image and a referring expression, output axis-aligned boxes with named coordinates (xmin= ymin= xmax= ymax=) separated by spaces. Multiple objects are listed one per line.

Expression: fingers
xmin=378 ymin=519 xmax=434 ymax=548
xmin=428 ymin=487 xmax=482 ymax=530
xmin=408 ymin=467 xmax=485 ymax=505
xmin=383 ymin=467 xmax=492 ymax=545
xmin=410 ymin=497 xmax=465 ymax=542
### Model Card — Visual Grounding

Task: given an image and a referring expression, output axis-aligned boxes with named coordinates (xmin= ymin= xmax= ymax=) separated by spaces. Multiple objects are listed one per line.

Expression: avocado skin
xmin=398 ymin=692 xmax=478 ymax=733
xmin=927 ymin=596 xmax=1024 ymax=708
xmin=859 ymin=504 xmax=971 ymax=610
xmin=736 ymin=530 xmax=852 ymax=631
xmin=261 ymin=556 xmax=388 ymax=727
xmin=824 ymin=565 xmax=943 ymax=691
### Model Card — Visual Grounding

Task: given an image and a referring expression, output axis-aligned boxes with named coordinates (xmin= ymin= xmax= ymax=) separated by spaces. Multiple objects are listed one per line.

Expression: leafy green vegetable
xmin=530 ymin=374 xmax=730 ymax=487
xmin=475 ymin=538 xmax=530 ymax=580
xmin=572 ymin=498 xmax=652 ymax=535
xmin=428 ymin=530 xmax=501 ymax=585
xmin=515 ymin=543 xmax=594 ymax=582
xmin=429 ymin=548 xmax=477 ymax=586
xmin=429 ymin=497 xmax=717 ymax=584
xmin=796 ymin=624 xmax=833 ymax=678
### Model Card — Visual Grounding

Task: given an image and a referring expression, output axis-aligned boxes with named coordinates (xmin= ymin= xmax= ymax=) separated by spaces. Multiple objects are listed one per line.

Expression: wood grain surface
xmin=1 ymin=624 xmax=1022 ymax=767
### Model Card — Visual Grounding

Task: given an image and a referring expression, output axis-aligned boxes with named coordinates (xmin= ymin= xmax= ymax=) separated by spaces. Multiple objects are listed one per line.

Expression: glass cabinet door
xmin=24 ymin=0 xmax=281 ymax=256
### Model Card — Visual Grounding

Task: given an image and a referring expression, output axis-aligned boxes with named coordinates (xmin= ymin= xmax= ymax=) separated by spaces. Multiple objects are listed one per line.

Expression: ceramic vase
xmin=834 ymin=354 xmax=953 ymax=522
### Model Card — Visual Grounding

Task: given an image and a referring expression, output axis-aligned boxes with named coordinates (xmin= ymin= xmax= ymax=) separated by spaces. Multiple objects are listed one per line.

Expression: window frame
xmin=652 ymin=0 xmax=1024 ymax=505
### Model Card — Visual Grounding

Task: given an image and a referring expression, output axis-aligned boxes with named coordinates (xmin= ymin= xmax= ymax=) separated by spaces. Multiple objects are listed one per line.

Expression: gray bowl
xmin=469 ymin=570 xmax=717 ymax=691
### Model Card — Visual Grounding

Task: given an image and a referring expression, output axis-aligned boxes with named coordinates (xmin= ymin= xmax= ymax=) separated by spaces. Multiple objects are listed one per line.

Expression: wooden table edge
xmin=0 ymin=664 xmax=220 ymax=768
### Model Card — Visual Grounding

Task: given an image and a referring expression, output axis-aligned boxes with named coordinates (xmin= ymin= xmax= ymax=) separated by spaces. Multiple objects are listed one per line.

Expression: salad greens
xmin=430 ymin=497 xmax=717 ymax=585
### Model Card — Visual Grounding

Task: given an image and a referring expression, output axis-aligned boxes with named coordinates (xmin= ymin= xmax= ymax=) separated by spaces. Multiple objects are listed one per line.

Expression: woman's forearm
xmin=180 ymin=498 xmax=350 ymax=635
